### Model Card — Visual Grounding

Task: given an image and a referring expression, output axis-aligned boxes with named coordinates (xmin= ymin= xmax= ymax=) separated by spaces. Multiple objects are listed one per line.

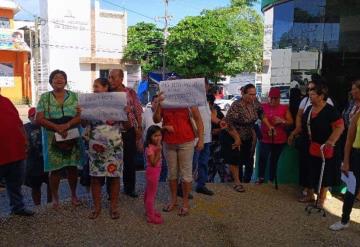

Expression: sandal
xmin=52 ymin=201 xmax=60 ymax=210
xmin=110 ymin=210 xmax=120 ymax=220
xmin=178 ymin=207 xmax=189 ymax=217
xmin=256 ymin=178 xmax=265 ymax=185
xmin=88 ymin=210 xmax=101 ymax=220
xmin=298 ymin=195 xmax=315 ymax=203
xmin=162 ymin=203 xmax=177 ymax=212
xmin=233 ymin=184 xmax=245 ymax=193
xmin=71 ymin=198 xmax=82 ymax=207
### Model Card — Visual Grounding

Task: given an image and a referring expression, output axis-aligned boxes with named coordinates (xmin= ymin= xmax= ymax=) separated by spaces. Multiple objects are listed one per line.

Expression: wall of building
xmin=0 ymin=50 xmax=31 ymax=103
xmin=39 ymin=0 xmax=132 ymax=96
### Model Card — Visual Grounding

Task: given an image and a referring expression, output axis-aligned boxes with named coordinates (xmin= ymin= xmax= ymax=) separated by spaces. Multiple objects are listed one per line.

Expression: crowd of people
xmin=0 ymin=69 xmax=359 ymax=230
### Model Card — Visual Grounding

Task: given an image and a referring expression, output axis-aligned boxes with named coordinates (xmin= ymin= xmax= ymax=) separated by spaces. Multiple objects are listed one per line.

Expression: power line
xmin=101 ymin=0 xmax=162 ymax=24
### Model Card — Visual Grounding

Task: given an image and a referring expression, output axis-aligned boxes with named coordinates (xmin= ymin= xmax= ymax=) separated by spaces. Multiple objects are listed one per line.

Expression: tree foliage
xmin=165 ymin=5 xmax=263 ymax=81
xmin=124 ymin=22 xmax=164 ymax=74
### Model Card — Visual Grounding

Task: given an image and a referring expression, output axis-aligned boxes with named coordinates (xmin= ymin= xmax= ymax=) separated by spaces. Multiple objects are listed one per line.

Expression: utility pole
xmin=158 ymin=0 xmax=172 ymax=80
xmin=33 ymin=17 xmax=40 ymax=105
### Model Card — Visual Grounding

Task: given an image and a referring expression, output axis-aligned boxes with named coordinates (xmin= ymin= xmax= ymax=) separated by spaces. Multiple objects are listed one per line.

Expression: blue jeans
xmin=0 ymin=160 xmax=26 ymax=213
xmin=193 ymin=143 xmax=211 ymax=189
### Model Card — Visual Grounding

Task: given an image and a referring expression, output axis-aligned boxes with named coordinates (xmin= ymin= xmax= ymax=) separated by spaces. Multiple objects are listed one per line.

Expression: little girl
xmin=144 ymin=125 xmax=163 ymax=224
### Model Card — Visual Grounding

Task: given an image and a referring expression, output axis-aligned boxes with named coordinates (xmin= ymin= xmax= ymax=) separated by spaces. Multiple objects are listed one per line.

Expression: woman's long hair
xmin=144 ymin=125 xmax=162 ymax=148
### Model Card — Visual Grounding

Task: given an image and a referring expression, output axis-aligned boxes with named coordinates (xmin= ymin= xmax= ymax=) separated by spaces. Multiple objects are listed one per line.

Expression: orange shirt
xmin=161 ymin=108 xmax=195 ymax=144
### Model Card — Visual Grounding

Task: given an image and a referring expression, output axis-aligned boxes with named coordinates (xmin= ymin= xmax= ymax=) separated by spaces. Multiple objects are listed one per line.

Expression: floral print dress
xmin=85 ymin=121 xmax=123 ymax=177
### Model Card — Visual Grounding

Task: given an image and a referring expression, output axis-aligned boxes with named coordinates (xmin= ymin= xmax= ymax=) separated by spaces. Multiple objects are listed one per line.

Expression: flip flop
xmin=233 ymin=184 xmax=245 ymax=193
xmin=298 ymin=196 xmax=315 ymax=203
xmin=162 ymin=203 xmax=177 ymax=212
xmin=88 ymin=211 xmax=101 ymax=220
xmin=110 ymin=210 xmax=120 ymax=220
xmin=71 ymin=198 xmax=82 ymax=207
xmin=178 ymin=207 xmax=189 ymax=217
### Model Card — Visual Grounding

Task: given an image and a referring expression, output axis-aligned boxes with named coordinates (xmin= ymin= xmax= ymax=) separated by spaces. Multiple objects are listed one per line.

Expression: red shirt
xmin=0 ymin=96 xmax=26 ymax=165
xmin=162 ymin=108 xmax=195 ymax=144
xmin=261 ymin=103 xmax=288 ymax=144
xmin=120 ymin=87 xmax=143 ymax=128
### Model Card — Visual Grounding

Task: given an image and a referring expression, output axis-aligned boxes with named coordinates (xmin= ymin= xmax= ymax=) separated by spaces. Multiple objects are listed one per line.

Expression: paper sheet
xmin=55 ymin=128 xmax=80 ymax=142
xmin=341 ymin=171 xmax=357 ymax=195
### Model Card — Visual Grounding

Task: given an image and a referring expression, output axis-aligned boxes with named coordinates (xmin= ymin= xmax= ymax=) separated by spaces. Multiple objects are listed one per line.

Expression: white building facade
xmin=38 ymin=0 xmax=140 ymax=97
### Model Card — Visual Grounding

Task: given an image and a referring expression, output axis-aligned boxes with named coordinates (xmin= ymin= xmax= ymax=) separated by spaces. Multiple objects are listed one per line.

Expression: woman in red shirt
xmin=0 ymin=95 xmax=34 ymax=216
xmin=153 ymin=92 xmax=204 ymax=216
xmin=257 ymin=88 xmax=293 ymax=184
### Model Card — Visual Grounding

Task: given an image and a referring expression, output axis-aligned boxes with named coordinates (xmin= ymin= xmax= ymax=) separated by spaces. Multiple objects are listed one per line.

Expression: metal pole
xmin=162 ymin=0 xmax=169 ymax=81
xmin=33 ymin=17 xmax=40 ymax=105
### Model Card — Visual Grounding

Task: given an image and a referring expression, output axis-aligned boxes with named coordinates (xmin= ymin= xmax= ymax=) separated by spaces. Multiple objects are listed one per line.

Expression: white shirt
xmin=198 ymin=105 xmax=212 ymax=144
xmin=142 ymin=108 xmax=162 ymax=140
xmin=299 ymin=97 xmax=334 ymax=112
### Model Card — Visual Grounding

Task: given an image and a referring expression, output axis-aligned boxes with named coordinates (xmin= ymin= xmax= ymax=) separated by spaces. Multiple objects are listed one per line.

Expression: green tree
xmin=166 ymin=5 xmax=263 ymax=81
xmin=231 ymin=0 xmax=259 ymax=7
xmin=124 ymin=22 xmax=164 ymax=74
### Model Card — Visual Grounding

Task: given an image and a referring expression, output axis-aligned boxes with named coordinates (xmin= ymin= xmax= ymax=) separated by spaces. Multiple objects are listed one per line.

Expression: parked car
xmin=215 ymin=95 xmax=241 ymax=111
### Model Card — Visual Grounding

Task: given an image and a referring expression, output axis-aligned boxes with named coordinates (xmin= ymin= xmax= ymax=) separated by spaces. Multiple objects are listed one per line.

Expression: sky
xmin=14 ymin=0 xmax=262 ymax=27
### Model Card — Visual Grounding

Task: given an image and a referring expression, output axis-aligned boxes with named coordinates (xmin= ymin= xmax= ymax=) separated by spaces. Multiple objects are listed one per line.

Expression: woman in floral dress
xmin=83 ymin=78 xmax=124 ymax=219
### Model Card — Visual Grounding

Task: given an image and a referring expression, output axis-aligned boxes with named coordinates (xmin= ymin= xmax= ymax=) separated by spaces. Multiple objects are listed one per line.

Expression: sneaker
xmin=12 ymin=208 xmax=35 ymax=217
xmin=329 ymin=221 xmax=349 ymax=231
xmin=196 ymin=186 xmax=214 ymax=196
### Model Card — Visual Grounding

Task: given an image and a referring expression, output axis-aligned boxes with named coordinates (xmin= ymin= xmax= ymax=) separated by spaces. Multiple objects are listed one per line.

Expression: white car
xmin=215 ymin=95 xmax=241 ymax=111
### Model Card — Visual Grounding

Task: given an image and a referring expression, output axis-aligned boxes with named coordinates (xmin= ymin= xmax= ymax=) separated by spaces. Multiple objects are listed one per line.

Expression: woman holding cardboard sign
xmin=153 ymin=91 xmax=204 ymax=216
xmin=36 ymin=70 xmax=83 ymax=209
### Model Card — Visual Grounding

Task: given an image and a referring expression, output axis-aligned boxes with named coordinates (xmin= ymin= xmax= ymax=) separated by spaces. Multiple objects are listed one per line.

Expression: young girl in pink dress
xmin=144 ymin=125 xmax=163 ymax=224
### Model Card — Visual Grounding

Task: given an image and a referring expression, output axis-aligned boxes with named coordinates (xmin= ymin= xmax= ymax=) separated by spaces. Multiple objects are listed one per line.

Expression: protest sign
xmin=159 ymin=78 xmax=207 ymax=108
xmin=79 ymin=92 xmax=127 ymax=121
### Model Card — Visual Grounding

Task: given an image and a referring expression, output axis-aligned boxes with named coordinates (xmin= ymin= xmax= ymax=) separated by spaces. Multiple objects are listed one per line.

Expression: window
xmin=100 ymin=69 xmax=109 ymax=79
xmin=0 ymin=17 xmax=10 ymax=29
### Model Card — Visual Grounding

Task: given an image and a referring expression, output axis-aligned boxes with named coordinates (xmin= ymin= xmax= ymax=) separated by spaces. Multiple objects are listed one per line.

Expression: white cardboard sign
xmin=79 ymin=92 xmax=127 ymax=121
xmin=159 ymin=78 xmax=207 ymax=108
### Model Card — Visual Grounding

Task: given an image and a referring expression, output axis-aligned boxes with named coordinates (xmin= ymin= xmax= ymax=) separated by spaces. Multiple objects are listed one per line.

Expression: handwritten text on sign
xmin=159 ymin=78 xmax=207 ymax=108
xmin=79 ymin=92 xmax=127 ymax=121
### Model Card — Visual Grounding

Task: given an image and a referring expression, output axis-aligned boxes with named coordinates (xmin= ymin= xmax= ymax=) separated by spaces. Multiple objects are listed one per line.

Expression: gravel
xmin=1 ymin=172 xmax=360 ymax=247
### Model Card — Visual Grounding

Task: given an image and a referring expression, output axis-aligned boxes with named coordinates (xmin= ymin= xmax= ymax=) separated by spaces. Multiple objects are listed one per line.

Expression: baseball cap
xmin=269 ymin=88 xmax=281 ymax=98
xmin=28 ymin=107 xmax=36 ymax=118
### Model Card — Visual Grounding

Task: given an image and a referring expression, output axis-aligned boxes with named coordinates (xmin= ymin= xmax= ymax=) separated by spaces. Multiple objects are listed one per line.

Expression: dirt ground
xmin=1 ymin=179 xmax=359 ymax=247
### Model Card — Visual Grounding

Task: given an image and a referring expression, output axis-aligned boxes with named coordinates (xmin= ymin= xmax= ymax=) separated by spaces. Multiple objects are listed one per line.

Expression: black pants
xmin=295 ymin=135 xmax=310 ymax=187
xmin=239 ymin=139 xmax=254 ymax=183
xmin=341 ymin=148 xmax=360 ymax=224
xmin=122 ymin=127 xmax=137 ymax=193
xmin=258 ymin=142 xmax=285 ymax=181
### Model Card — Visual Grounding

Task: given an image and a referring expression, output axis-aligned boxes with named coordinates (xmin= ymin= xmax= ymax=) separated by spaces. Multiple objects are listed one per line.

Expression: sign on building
xmin=0 ymin=63 xmax=14 ymax=87
xmin=0 ymin=29 xmax=30 ymax=51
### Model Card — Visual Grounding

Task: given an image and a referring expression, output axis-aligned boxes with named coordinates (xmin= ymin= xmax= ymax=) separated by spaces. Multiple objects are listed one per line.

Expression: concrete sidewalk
xmin=1 ymin=172 xmax=360 ymax=247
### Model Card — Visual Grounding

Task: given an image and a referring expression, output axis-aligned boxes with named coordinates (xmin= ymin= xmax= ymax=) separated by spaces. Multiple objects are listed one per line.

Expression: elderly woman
xmin=257 ymin=87 xmax=293 ymax=184
xmin=36 ymin=70 xmax=83 ymax=209
xmin=153 ymin=92 xmax=204 ymax=216
xmin=220 ymin=84 xmax=266 ymax=192
xmin=302 ymin=84 xmax=344 ymax=207
xmin=288 ymin=79 xmax=334 ymax=202
xmin=330 ymin=112 xmax=360 ymax=231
